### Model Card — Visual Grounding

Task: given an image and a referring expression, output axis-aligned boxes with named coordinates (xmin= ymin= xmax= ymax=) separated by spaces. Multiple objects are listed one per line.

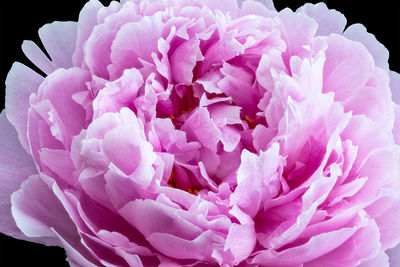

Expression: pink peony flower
xmin=1 ymin=0 xmax=400 ymax=266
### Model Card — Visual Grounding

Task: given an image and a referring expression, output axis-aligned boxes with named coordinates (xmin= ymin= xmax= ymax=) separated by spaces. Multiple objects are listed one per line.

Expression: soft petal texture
xmin=298 ymin=3 xmax=347 ymax=36
xmin=5 ymin=63 xmax=44 ymax=150
xmin=344 ymin=23 xmax=389 ymax=70
xmin=0 ymin=112 xmax=37 ymax=239
xmin=1 ymin=0 xmax=399 ymax=266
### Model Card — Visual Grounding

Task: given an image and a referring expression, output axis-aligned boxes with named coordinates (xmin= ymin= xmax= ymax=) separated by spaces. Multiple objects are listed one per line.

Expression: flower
xmin=1 ymin=0 xmax=400 ymax=266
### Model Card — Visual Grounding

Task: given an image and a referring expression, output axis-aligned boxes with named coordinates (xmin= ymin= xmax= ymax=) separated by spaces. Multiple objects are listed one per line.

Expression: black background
xmin=0 ymin=0 xmax=399 ymax=266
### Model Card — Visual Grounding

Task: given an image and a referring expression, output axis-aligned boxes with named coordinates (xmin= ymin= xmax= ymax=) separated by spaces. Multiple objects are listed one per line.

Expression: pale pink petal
xmin=21 ymin=41 xmax=56 ymax=75
xmin=278 ymin=8 xmax=318 ymax=63
xmin=0 ymin=112 xmax=36 ymax=240
xmin=225 ymin=206 xmax=257 ymax=265
xmin=239 ymin=0 xmax=276 ymax=17
xmin=387 ymin=245 xmax=400 ymax=267
xmin=390 ymin=71 xmax=400 ymax=104
xmin=344 ymin=23 xmax=389 ymax=70
xmin=73 ymin=0 xmax=104 ymax=68
xmin=38 ymin=22 xmax=78 ymax=69
xmin=323 ymin=34 xmax=375 ymax=101
xmin=305 ymin=216 xmax=381 ymax=267
xmin=358 ymin=251 xmax=389 ymax=267
xmin=298 ymin=3 xmax=346 ymax=36
xmin=11 ymin=175 xmax=69 ymax=245
xmin=119 ymin=199 xmax=203 ymax=240
xmin=394 ymin=105 xmax=400 ymax=145
xmin=5 ymin=62 xmax=44 ymax=151
xmin=366 ymin=197 xmax=400 ymax=250
xmin=199 ymin=0 xmax=239 ymax=17
xmin=252 ymin=211 xmax=367 ymax=266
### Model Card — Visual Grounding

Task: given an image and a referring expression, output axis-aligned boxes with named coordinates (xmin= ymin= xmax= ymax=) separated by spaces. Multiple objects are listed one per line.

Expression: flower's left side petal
xmin=5 ymin=62 xmax=44 ymax=151
xmin=11 ymin=175 xmax=101 ymax=265
xmin=38 ymin=21 xmax=78 ymax=70
xmin=0 ymin=111 xmax=36 ymax=239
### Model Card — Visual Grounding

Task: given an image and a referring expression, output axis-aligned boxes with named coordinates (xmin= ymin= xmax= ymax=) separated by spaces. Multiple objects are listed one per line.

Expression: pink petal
xmin=181 ymin=108 xmax=221 ymax=152
xmin=11 ymin=175 xmax=69 ymax=245
xmin=38 ymin=22 xmax=78 ymax=69
xmin=73 ymin=0 xmax=103 ymax=68
xmin=21 ymin=41 xmax=56 ymax=75
xmin=109 ymin=12 xmax=164 ymax=79
xmin=252 ymin=211 xmax=372 ymax=266
xmin=358 ymin=252 xmax=389 ymax=267
xmin=0 ymin=112 xmax=36 ymax=239
xmin=239 ymin=0 xmax=276 ymax=17
xmin=119 ymin=199 xmax=203 ymax=240
xmin=297 ymin=3 xmax=347 ymax=36
xmin=171 ymin=38 xmax=204 ymax=84
xmin=277 ymin=8 xmax=318 ymax=64
xmin=5 ymin=63 xmax=44 ymax=151
xmin=84 ymin=2 xmax=140 ymax=79
xmin=218 ymin=62 xmax=259 ymax=116
xmin=390 ymin=71 xmax=400 ymax=104
xmin=344 ymin=23 xmax=389 ymax=70
xmin=387 ymin=244 xmax=400 ymax=267
xmin=230 ymin=143 xmax=283 ymax=217
xmin=323 ymin=34 xmax=375 ymax=101
xmin=305 ymin=215 xmax=381 ymax=267
xmin=36 ymin=67 xmax=91 ymax=147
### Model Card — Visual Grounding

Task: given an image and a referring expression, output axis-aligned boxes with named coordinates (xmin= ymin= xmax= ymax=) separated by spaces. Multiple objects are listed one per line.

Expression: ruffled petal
xmin=0 ymin=112 xmax=36 ymax=239
xmin=344 ymin=23 xmax=389 ymax=70
xmin=297 ymin=3 xmax=346 ymax=36
xmin=5 ymin=63 xmax=44 ymax=151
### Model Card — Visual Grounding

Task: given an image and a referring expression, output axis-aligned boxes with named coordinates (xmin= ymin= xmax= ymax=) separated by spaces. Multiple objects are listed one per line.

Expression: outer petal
xmin=323 ymin=34 xmax=375 ymax=101
xmin=22 ymin=22 xmax=78 ymax=74
xmin=390 ymin=71 xmax=400 ymax=104
xmin=387 ymin=245 xmax=400 ymax=267
xmin=344 ymin=23 xmax=389 ymax=70
xmin=11 ymin=175 xmax=101 ymax=265
xmin=5 ymin=63 xmax=44 ymax=151
xmin=0 ymin=112 xmax=36 ymax=239
xmin=38 ymin=22 xmax=78 ymax=69
xmin=298 ymin=3 xmax=347 ymax=36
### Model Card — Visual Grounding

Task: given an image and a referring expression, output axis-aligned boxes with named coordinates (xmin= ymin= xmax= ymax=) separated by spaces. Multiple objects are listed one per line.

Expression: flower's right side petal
xmin=391 ymin=71 xmax=400 ymax=144
xmin=297 ymin=3 xmax=347 ymax=36
xmin=0 ymin=111 xmax=36 ymax=240
xmin=344 ymin=23 xmax=390 ymax=71
xmin=5 ymin=62 xmax=44 ymax=151
xmin=390 ymin=71 xmax=400 ymax=104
